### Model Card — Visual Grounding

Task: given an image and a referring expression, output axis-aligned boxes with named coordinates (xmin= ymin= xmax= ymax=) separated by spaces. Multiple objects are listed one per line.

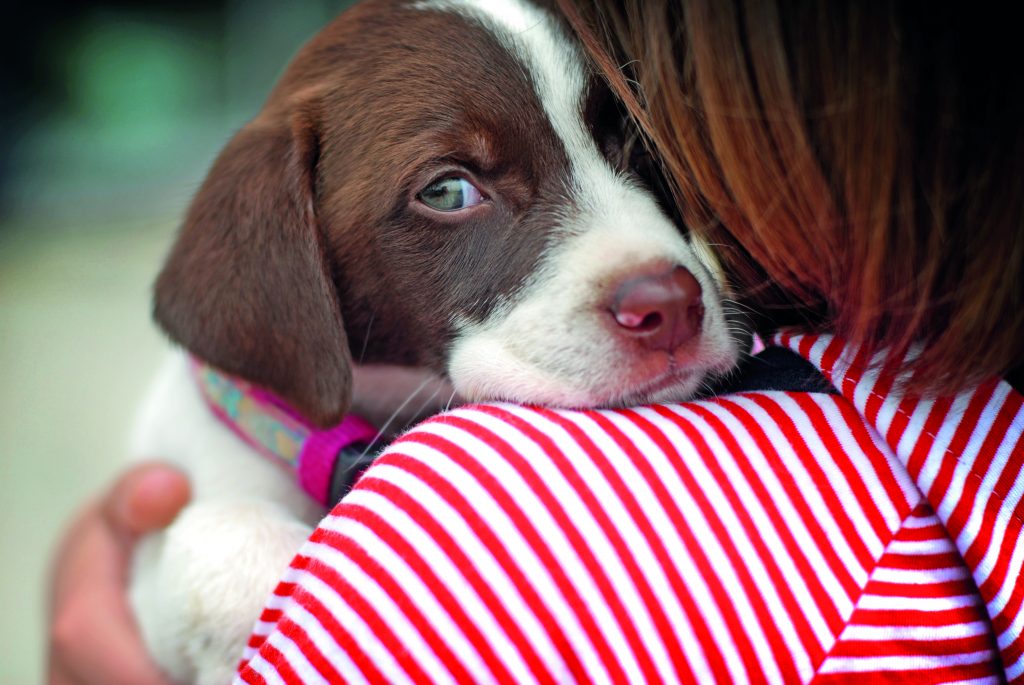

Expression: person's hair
xmin=560 ymin=0 xmax=1023 ymax=393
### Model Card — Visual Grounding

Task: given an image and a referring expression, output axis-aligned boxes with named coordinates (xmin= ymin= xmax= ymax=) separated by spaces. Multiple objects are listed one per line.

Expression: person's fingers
xmin=48 ymin=463 xmax=189 ymax=685
xmin=49 ymin=501 xmax=175 ymax=685
xmin=50 ymin=598 xmax=174 ymax=685
xmin=48 ymin=662 xmax=75 ymax=685
xmin=101 ymin=462 xmax=191 ymax=541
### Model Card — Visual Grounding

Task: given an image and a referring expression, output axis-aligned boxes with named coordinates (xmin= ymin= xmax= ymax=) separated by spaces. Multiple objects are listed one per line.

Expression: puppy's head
xmin=155 ymin=0 xmax=744 ymax=428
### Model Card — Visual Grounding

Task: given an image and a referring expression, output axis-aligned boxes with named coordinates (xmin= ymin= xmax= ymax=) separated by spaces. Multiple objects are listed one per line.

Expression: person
xmin=49 ymin=1 xmax=1023 ymax=683
xmin=48 ymin=464 xmax=189 ymax=685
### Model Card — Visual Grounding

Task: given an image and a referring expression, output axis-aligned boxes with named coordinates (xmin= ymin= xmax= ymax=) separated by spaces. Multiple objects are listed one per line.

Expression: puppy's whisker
xmin=358 ymin=376 xmax=435 ymax=460
xmin=339 ymin=380 xmax=445 ymax=486
xmin=410 ymin=384 xmax=444 ymax=424
xmin=443 ymin=389 xmax=458 ymax=413
xmin=357 ymin=314 xmax=375 ymax=364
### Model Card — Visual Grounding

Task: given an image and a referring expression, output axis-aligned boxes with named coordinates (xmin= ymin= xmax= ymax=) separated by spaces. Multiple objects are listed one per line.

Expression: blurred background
xmin=0 ymin=1 xmax=352 ymax=680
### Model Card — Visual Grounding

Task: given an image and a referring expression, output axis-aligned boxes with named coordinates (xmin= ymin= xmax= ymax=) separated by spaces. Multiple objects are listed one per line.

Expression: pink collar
xmin=190 ymin=358 xmax=379 ymax=505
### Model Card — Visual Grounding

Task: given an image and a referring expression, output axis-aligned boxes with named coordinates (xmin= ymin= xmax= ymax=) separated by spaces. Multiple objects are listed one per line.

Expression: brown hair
xmin=560 ymin=0 xmax=1023 ymax=392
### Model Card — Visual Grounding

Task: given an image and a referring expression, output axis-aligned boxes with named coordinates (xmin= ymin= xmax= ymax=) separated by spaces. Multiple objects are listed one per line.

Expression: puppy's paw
xmin=131 ymin=498 xmax=313 ymax=684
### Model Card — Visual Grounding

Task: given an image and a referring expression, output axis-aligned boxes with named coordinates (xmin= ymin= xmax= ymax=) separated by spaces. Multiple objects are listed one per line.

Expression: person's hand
xmin=48 ymin=463 xmax=191 ymax=685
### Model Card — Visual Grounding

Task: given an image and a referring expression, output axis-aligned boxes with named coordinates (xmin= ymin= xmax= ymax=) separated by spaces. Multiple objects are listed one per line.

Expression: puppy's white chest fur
xmin=130 ymin=354 xmax=321 ymax=684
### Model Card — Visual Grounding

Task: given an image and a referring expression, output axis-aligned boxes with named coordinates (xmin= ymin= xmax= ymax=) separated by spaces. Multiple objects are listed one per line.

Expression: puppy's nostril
xmin=639 ymin=311 xmax=663 ymax=330
xmin=611 ymin=266 xmax=704 ymax=352
xmin=616 ymin=310 xmax=663 ymax=331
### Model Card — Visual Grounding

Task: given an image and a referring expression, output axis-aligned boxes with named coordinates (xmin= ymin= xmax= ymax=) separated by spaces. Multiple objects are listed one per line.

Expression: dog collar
xmin=190 ymin=358 xmax=380 ymax=506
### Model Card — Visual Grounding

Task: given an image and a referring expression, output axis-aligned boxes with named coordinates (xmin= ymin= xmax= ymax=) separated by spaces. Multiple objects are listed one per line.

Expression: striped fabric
xmin=237 ymin=333 xmax=1024 ymax=683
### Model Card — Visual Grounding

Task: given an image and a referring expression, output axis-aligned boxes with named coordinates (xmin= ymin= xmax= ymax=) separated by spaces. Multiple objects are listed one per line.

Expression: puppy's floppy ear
xmin=154 ymin=110 xmax=351 ymax=427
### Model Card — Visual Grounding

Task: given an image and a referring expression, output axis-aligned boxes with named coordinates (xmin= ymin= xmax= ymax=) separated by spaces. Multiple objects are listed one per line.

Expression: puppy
xmin=130 ymin=0 xmax=744 ymax=682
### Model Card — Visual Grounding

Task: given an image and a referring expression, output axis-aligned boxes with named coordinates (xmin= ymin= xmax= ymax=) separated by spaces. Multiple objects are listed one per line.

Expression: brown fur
xmin=155 ymin=0 xmax=634 ymax=426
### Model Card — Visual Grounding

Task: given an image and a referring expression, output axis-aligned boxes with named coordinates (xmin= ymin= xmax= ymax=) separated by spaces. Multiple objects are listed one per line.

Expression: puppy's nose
xmin=611 ymin=266 xmax=704 ymax=352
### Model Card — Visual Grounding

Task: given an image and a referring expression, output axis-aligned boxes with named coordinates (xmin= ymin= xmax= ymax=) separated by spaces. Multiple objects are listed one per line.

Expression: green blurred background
xmin=0 ymin=1 xmax=353 ymax=680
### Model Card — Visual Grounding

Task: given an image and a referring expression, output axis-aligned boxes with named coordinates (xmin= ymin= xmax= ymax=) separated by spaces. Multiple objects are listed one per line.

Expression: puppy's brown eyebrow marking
xmin=465 ymin=131 xmax=497 ymax=172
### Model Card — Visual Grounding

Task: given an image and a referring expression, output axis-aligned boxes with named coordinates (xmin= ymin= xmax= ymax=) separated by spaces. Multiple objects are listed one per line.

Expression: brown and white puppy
xmin=130 ymin=0 xmax=744 ymax=682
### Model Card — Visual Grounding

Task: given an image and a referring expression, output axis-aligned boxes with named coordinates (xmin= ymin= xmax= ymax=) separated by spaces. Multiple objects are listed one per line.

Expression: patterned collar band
xmin=190 ymin=358 xmax=379 ymax=506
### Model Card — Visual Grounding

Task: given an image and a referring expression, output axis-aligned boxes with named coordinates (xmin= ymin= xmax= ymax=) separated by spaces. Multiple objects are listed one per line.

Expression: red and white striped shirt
xmin=237 ymin=332 xmax=1024 ymax=683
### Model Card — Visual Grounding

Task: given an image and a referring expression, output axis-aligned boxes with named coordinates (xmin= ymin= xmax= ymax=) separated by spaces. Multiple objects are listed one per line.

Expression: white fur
xmin=130 ymin=356 xmax=455 ymax=683
xmin=129 ymin=353 xmax=323 ymax=685
xmin=129 ymin=355 xmax=454 ymax=683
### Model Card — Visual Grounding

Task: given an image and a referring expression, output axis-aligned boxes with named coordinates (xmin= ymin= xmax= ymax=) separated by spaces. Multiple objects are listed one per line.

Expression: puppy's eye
xmin=418 ymin=177 xmax=485 ymax=212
